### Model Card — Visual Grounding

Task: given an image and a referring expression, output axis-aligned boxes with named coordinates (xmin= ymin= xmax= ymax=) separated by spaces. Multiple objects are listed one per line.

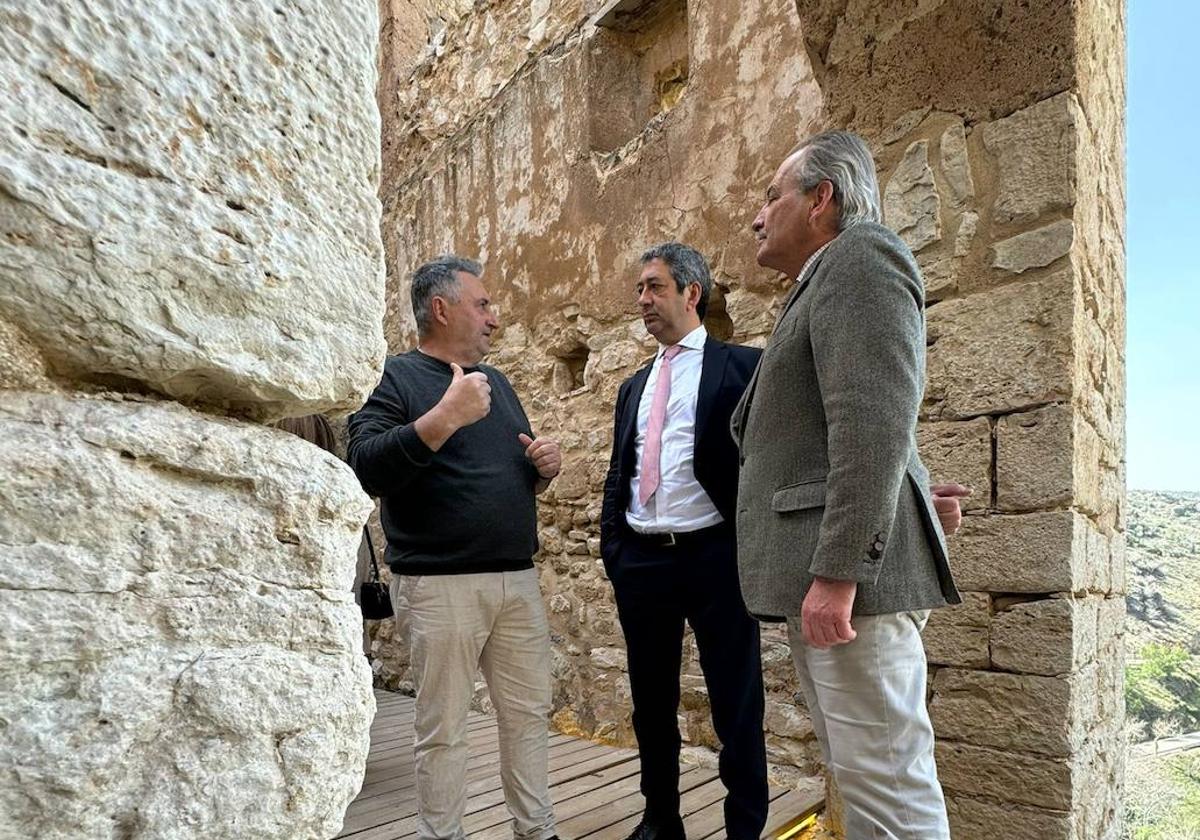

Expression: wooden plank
xmin=759 ymin=783 xmax=825 ymax=840
xmin=556 ymin=767 xmax=720 ymax=839
xmin=343 ymin=739 xmax=615 ymax=833
xmin=354 ymin=732 xmax=582 ymax=803
xmin=338 ymin=690 xmax=823 ymax=840
xmin=463 ymin=758 xmax=646 ymax=840
xmin=343 ymin=739 xmax=613 ymax=836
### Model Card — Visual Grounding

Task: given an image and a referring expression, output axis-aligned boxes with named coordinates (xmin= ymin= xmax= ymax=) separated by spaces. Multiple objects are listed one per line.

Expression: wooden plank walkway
xmin=336 ymin=690 xmax=822 ymax=840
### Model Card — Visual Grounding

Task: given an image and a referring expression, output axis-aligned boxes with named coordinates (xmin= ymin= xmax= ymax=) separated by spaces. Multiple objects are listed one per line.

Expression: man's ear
xmin=812 ymin=180 xmax=837 ymax=224
xmin=431 ymin=295 xmax=450 ymax=326
xmin=687 ymin=282 xmax=703 ymax=311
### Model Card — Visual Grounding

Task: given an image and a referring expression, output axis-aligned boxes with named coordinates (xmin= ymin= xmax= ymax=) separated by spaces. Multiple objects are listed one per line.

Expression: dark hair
xmin=639 ymin=242 xmax=713 ymax=319
xmin=410 ymin=255 xmax=483 ymax=336
xmin=272 ymin=414 xmax=337 ymax=455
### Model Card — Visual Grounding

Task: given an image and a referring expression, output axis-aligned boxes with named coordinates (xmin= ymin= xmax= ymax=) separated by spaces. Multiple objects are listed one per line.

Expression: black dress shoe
xmin=624 ymin=818 xmax=687 ymax=840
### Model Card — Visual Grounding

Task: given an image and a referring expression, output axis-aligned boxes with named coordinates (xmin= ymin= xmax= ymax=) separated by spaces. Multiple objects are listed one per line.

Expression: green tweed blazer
xmin=731 ymin=222 xmax=961 ymax=618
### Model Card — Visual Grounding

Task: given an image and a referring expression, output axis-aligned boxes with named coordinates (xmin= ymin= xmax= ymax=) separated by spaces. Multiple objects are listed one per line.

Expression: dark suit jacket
xmin=600 ymin=336 xmax=761 ymax=566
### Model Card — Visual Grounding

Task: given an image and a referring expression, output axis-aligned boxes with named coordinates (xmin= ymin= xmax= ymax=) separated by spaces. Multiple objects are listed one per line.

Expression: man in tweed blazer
xmin=731 ymin=131 xmax=964 ymax=839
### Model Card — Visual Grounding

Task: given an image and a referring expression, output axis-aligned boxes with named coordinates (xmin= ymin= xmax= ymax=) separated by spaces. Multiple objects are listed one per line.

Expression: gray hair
xmin=410 ymin=255 xmax=482 ymax=337
xmin=790 ymin=130 xmax=881 ymax=229
xmin=639 ymin=242 xmax=713 ymax=320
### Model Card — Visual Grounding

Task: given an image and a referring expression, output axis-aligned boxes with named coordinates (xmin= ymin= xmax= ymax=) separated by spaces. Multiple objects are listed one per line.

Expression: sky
xmin=1126 ymin=2 xmax=1200 ymax=491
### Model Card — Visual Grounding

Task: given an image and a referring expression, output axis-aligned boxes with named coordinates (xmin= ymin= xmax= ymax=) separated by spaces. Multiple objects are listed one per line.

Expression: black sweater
xmin=347 ymin=350 xmax=540 ymax=574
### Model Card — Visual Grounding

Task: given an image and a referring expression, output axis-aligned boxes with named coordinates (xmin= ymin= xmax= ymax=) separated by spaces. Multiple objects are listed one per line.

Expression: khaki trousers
xmin=392 ymin=568 xmax=555 ymax=840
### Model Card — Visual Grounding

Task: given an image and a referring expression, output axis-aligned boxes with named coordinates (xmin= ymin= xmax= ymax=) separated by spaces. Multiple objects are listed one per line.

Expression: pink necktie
xmin=638 ymin=344 xmax=683 ymax=506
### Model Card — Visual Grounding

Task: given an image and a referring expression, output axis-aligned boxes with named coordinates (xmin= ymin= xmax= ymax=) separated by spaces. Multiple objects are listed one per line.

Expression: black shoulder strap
xmin=363 ymin=526 xmax=381 ymax=582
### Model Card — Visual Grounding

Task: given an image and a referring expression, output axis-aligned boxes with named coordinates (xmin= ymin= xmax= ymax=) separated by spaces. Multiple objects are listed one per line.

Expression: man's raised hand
xmin=439 ymin=362 xmax=491 ymax=428
xmin=518 ymin=432 xmax=561 ymax=480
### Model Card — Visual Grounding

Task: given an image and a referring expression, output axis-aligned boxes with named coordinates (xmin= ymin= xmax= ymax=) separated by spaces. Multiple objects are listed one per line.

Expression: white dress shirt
xmin=626 ymin=324 xmax=724 ymax=534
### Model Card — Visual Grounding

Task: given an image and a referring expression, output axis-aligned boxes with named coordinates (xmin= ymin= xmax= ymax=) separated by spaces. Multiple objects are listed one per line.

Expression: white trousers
xmin=393 ymin=568 xmax=556 ymax=840
xmin=787 ymin=611 xmax=950 ymax=840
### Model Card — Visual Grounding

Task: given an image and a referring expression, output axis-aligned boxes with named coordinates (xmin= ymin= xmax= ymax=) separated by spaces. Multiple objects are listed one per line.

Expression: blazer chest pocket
xmin=771 ymin=479 xmax=826 ymax=512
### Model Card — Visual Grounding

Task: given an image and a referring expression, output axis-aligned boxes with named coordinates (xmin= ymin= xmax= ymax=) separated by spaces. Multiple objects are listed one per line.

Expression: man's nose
xmin=752 ymin=211 xmax=765 ymax=232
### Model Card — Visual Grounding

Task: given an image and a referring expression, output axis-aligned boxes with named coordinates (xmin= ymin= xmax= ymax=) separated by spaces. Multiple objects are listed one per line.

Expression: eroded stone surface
xmin=0 ymin=1 xmax=386 ymax=419
xmin=884 ymin=139 xmax=942 ymax=252
xmin=923 ymin=591 xmax=991 ymax=668
xmin=926 ymin=273 xmax=1075 ymax=418
xmin=950 ymin=511 xmax=1089 ymax=593
xmin=992 ymin=219 xmax=1075 ymax=273
xmin=0 ymin=391 xmax=374 ymax=839
xmin=982 ymin=92 xmax=1079 ymax=225
xmin=930 ymin=667 xmax=1086 ymax=757
xmin=996 ymin=404 xmax=1077 ymax=511
xmin=916 ymin=418 xmax=992 ymax=511
xmin=939 ymin=122 xmax=975 ymax=207
xmin=990 ymin=596 xmax=1099 ymax=677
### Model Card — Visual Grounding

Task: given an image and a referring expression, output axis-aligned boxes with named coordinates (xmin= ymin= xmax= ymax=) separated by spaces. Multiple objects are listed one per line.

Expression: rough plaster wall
xmin=0 ymin=2 xmax=386 ymax=837
xmin=373 ymin=0 xmax=1127 ymax=832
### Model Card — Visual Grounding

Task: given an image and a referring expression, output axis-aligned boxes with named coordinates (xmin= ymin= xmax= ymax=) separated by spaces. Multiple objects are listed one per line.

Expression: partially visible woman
xmin=271 ymin=414 xmax=372 ymax=655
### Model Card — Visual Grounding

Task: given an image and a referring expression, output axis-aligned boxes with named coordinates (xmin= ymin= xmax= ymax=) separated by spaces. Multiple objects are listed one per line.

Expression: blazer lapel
xmin=694 ymin=338 xmax=727 ymax=449
xmin=618 ymin=364 xmax=652 ymax=467
xmin=772 ymin=248 xmax=828 ymax=332
xmin=735 ymin=248 xmax=832 ymax=443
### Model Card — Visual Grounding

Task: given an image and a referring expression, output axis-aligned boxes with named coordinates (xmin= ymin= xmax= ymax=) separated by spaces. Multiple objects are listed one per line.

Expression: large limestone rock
xmin=0 ymin=391 xmax=375 ymax=839
xmin=0 ymin=1 xmax=385 ymax=418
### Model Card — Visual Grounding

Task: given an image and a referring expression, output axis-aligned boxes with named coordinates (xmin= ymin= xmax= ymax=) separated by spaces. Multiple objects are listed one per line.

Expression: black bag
xmin=359 ymin=526 xmax=394 ymax=621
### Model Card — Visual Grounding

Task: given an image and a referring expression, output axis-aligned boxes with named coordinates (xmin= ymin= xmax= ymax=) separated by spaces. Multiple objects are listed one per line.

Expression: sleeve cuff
xmin=396 ymin=424 xmax=435 ymax=467
xmin=808 ymin=554 xmax=884 ymax=586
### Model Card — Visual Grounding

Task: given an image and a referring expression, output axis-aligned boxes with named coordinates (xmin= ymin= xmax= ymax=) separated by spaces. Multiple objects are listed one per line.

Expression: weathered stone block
xmin=0 ymin=1 xmax=385 ymax=418
xmin=939 ymin=122 xmax=975 ymax=207
xmin=936 ymin=740 xmax=1074 ymax=810
xmin=923 ymin=591 xmax=991 ymax=668
xmin=954 ymin=210 xmax=979 ymax=257
xmin=883 ymin=139 xmax=942 ymax=252
xmin=946 ymin=792 xmax=1073 ymax=840
xmin=764 ymin=699 xmax=814 ymax=740
xmin=925 ymin=272 xmax=1074 ymax=419
xmin=0 ymin=391 xmax=374 ymax=839
xmin=1095 ymin=596 xmax=1126 ymax=656
xmin=916 ymin=418 xmax=991 ymax=510
xmin=918 ymin=254 xmax=958 ymax=300
xmin=590 ymin=646 xmax=627 ymax=671
xmin=1074 ymin=727 xmax=1125 ymax=840
xmin=990 ymin=596 xmax=1099 ymax=676
xmin=992 ymin=219 xmax=1075 ymax=273
xmin=950 ymin=512 xmax=1088 ymax=593
xmin=996 ymin=404 xmax=1074 ymax=511
xmin=930 ymin=667 xmax=1084 ymax=756
xmin=982 ymin=92 xmax=1079 ymax=224
xmin=0 ymin=317 xmax=51 ymax=390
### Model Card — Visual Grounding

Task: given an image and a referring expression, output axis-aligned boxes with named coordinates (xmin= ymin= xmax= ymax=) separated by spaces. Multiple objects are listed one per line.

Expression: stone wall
xmin=372 ymin=0 xmax=1126 ymax=834
xmin=0 ymin=3 xmax=385 ymax=837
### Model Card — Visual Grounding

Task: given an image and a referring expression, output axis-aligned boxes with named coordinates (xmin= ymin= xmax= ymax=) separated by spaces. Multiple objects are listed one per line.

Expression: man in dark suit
xmin=600 ymin=242 xmax=768 ymax=840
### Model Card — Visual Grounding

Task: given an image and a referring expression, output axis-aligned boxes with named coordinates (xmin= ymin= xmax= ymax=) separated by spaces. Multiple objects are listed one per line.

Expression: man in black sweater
xmin=348 ymin=256 xmax=561 ymax=840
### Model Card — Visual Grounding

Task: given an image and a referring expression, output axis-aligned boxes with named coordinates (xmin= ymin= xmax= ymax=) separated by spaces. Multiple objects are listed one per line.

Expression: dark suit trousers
xmin=609 ymin=524 xmax=769 ymax=840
